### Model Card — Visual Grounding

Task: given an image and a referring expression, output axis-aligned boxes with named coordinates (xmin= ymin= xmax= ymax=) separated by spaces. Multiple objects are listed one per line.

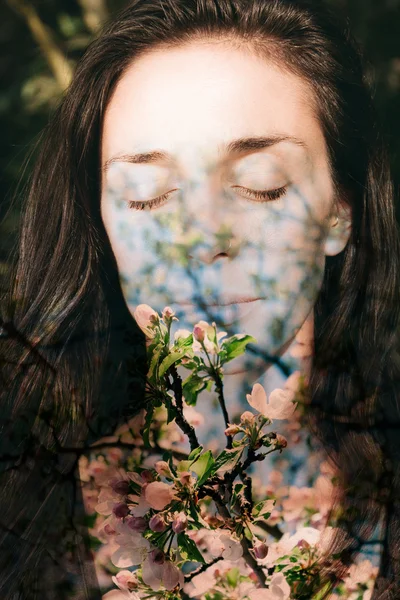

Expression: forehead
xmin=101 ymin=42 xmax=328 ymax=174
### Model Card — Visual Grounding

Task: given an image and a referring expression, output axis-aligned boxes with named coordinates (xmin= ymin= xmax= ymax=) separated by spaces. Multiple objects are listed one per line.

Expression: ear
xmin=323 ymin=202 xmax=352 ymax=256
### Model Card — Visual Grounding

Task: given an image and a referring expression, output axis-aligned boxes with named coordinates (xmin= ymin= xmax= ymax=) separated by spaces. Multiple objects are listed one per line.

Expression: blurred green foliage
xmin=0 ymin=0 xmax=399 ymax=293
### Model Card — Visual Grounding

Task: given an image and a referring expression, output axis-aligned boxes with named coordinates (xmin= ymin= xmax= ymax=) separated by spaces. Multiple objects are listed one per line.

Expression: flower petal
xmin=247 ymin=383 xmax=268 ymax=414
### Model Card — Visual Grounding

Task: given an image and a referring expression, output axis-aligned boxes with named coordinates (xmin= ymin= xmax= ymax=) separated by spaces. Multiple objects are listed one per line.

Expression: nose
xmin=181 ymin=182 xmax=236 ymax=264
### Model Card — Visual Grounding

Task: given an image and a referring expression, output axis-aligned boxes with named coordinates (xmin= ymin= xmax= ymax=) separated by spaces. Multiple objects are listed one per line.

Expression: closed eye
xmin=231 ymin=185 xmax=287 ymax=202
xmin=127 ymin=185 xmax=287 ymax=210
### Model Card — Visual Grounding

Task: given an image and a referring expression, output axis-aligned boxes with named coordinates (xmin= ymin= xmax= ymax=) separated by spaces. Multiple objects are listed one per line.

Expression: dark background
xmin=1 ymin=0 xmax=399 ymax=294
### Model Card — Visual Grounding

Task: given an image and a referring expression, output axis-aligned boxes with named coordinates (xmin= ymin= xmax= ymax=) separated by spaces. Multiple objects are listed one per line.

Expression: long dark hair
xmin=1 ymin=0 xmax=399 ymax=598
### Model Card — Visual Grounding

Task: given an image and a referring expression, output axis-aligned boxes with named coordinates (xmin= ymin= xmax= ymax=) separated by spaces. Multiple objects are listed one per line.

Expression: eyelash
xmin=127 ymin=185 xmax=287 ymax=211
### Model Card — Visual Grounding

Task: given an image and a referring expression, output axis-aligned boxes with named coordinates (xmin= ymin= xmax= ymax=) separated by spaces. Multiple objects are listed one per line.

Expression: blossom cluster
xmin=77 ymin=305 xmax=379 ymax=600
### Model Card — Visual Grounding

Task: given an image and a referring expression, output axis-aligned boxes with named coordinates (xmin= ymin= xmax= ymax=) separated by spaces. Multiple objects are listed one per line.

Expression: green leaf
xmin=182 ymin=373 xmax=208 ymax=406
xmin=188 ymin=445 xmax=204 ymax=461
xmin=141 ymin=407 xmax=154 ymax=448
xmin=187 ymin=500 xmax=210 ymax=529
xmin=213 ymin=447 xmax=244 ymax=475
xmin=158 ymin=350 xmax=185 ymax=378
xmin=190 ymin=450 xmax=216 ymax=487
xmin=177 ymin=532 xmax=206 ymax=563
xmin=173 ymin=333 xmax=194 ymax=350
xmin=177 ymin=460 xmax=194 ymax=473
xmin=252 ymin=498 xmax=275 ymax=519
xmin=220 ymin=335 xmax=257 ymax=364
xmin=148 ymin=343 xmax=165 ymax=379
xmin=230 ymin=482 xmax=246 ymax=512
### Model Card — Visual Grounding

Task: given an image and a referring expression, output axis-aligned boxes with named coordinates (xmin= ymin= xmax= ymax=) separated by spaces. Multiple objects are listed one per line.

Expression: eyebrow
xmin=102 ymin=134 xmax=308 ymax=173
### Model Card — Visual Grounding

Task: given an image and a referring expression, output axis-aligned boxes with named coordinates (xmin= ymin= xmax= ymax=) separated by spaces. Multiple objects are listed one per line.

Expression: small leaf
xmin=141 ymin=407 xmax=154 ymax=448
xmin=182 ymin=374 xmax=208 ymax=406
xmin=158 ymin=350 xmax=184 ymax=378
xmin=177 ymin=532 xmax=206 ymax=563
xmin=220 ymin=335 xmax=257 ymax=364
xmin=213 ymin=447 xmax=244 ymax=475
xmin=177 ymin=460 xmax=194 ymax=473
xmin=187 ymin=500 xmax=210 ymax=529
xmin=252 ymin=498 xmax=276 ymax=519
xmin=148 ymin=343 xmax=164 ymax=379
xmin=188 ymin=445 xmax=204 ymax=461
xmin=173 ymin=333 xmax=194 ymax=350
xmin=190 ymin=450 xmax=216 ymax=487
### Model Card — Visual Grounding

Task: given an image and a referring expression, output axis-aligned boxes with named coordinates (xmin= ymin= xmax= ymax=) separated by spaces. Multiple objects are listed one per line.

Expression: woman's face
xmin=100 ymin=42 xmax=349 ymax=375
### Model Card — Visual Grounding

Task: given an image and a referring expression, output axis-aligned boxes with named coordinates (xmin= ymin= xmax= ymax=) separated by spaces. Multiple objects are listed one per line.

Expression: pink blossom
xmin=162 ymin=306 xmax=176 ymax=320
xmin=246 ymin=383 xmax=297 ymax=421
xmin=248 ymin=572 xmax=291 ymax=599
xmin=240 ymin=410 xmax=256 ymax=425
xmin=149 ymin=513 xmax=167 ymax=532
xmin=344 ymin=560 xmax=378 ymax=592
xmin=257 ymin=527 xmax=320 ymax=568
xmin=144 ymin=481 xmax=179 ymax=510
xmin=192 ymin=320 xmax=225 ymax=354
xmin=174 ymin=328 xmax=192 ymax=341
xmin=193 ymin=324 xmax=205 ymax=342
xmin=206 ymin=530 xmax=243 ymax=560
xmin=178 ymin=470 xmax=195 ymax=487
xmin=126 ymin=515 xmax=147 ymax=533
xmin=154 ymin=461 xmax=173 ymax=478
xmin=110 ymin=479 xmax=130 ymax=496
xmin=113 ymin=502 xmax=130 ymax=519
xmin=142 ymin=553 xmax=184 ymax=592
xmin=140 ymin=469 xmax=155 ymax=482
xmin=127 ymin=491 xmax=152 ymax=518
xmin=111 ymin=533 xmax=152 ymax=568
xmin=112 ymin=569 xmax=139 ymax=591
xmin=184 ymin=569 xmax=217 ymax=597
xmin=133 ymin=304 xmax=159 ymax=338
xmin=225 ymin=423 xmax=241 ymax=436
xmin=281 ymin=486 xmax=315 ymax=521
xmin=172 ymin=511 xmax=188 ymax=534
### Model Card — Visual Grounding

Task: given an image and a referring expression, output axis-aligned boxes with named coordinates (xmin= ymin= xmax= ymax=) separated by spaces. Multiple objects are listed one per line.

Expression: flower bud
xmin=172 ymin=512 xmax=188 ymax=534
xmin=154 ymin=460 xmax=173 ymax=478
xmin=275 ymin=434 xmax=288 ymax=448
xmin=112 ymin=502 xmax=130 ymax=519
xmin=114 ymin=570 xmax=139 ymax=591
xmin=162 ymin=306 xmax=175 ymax=320
xmin=127 ymin=516 xmax=147 ymax=533
xmin=254 ymin=542 xmax=269 ymax=559
xmin=133 ymin=304 xmax=159 ymax=338
xmin=193 ymin=325 xmax=205 ymax=343
xmin=240 ymin=411 xmax=256 ymax=425
xmin=297 ymin=539 xmax=311 ymax=550
xmin=141 ymin=469 xmax=155 ymax=482
xmin=111 ymin=479 xmax=130 ymax=496
xmin=104 ymin=523 xmax=116 ymax=535
xmin=225 ymin=424 xmax=240 ymax=436
xmin=179 ymin=471 xmax=193 ymax=486
xmin=149 ymin=513 xmax=167 ymax=532
xmin=150 ymin=548 xmax=165 ymax=565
